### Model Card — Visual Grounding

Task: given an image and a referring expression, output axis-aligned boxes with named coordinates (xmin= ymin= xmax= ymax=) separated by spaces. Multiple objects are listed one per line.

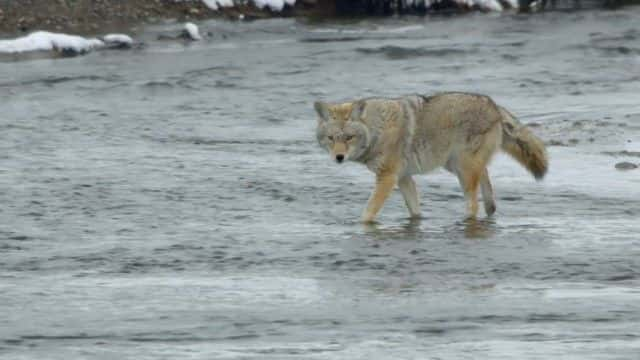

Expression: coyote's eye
xmin=328 ymin=135 xmax=334 ymax=141
xmin=345 ymin=135 xmax=354 ymax=141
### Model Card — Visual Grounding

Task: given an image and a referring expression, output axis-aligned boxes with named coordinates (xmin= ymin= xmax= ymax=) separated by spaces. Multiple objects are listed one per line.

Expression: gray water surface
xmin=2 ymin=10 xmax=640 ymax=359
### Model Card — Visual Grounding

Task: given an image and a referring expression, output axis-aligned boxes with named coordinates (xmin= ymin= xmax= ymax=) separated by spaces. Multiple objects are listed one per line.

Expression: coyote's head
xmin=314 ymin=100 xmax=371 ymax=164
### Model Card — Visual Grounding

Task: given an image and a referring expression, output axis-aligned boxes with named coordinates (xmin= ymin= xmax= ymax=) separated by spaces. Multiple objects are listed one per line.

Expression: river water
xmin=2 ymin=9 xmax=640 ymax=359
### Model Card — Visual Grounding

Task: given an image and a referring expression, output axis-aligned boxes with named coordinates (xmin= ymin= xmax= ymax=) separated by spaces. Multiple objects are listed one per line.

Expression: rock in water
xmin=102 ymin=34 xmax=134 ymax=49
xmin=615 ymin=161 xmax=638 ymax=170
xmin=183 ymin=23 xmax=202 ymax=41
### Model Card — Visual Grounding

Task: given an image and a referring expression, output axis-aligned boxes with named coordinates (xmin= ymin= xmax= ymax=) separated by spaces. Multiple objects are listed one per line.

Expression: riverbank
xmin=0 ymin=0 xmax=317 ymax=36
xmin=3 ymin=0 xmax=639 ymax=36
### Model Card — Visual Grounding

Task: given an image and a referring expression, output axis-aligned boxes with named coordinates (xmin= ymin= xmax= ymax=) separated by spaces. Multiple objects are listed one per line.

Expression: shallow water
xmin=2 ymin=10 xmax=640 ymax=359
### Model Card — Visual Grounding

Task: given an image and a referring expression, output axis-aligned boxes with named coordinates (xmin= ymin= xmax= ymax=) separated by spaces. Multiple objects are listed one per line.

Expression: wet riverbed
xmin=1 ymin=9 xmax=640 ymax=359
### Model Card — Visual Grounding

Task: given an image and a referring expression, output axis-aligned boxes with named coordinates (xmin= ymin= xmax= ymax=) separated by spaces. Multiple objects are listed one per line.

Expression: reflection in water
xmin=362 ymin=217 xmax=496 ymax=240
xmin=361 ymin=217 xmax=424 ymax=240
xmin=460 ymin=217 xmax=497 ymax=239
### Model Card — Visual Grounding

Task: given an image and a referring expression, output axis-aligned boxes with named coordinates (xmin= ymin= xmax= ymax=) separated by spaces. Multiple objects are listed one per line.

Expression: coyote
xmin=314 ymin=92 xmax=548 ymax=223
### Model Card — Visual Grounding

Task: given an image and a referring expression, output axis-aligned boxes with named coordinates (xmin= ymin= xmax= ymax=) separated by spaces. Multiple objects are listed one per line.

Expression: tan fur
xmin=499 ymin=107 xmax=548 ymax=179
xmin=329 ymin=103 xmax=354 ymax=123
xmin=363 ymin=170 xmax=398 ymax=223
xmin=480 ymin=168 xmax=496 ymax=215
xmin=314 ymin=92 xmax=548 ymax=223
xmin=331 ymin=141 xmax=347 ymax=159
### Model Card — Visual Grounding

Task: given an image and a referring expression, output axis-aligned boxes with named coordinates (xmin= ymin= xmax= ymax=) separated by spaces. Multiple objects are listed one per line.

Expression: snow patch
xmin=193 ymin=0 xmax=511 ymax=12
xmin=479 ymin=0 xmax=504 ymax=11
xmin=403 ymin=0 xmax=512 ymax=11
xmin=102 ymin=34 xmax=134 ymax=48
xmin=253 ymin=0 xmax=296 ymax=11
xmin=184 ymin=22 xmax=202 ymax=40
xmin=201 ymin=0 xmax=234 ymax=10
xmin=502 ymin=0 xmax=520 ymax=8
xmin=0 ymin=31 xmax=104 ymax=54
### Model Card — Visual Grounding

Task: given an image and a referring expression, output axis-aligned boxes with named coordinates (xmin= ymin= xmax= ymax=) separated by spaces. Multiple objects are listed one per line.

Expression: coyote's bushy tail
xmin=499 ymin=107 xmax=548 ymax=180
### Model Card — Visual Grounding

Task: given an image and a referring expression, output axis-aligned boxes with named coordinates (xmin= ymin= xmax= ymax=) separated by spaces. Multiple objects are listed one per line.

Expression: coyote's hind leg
xmin=398 ymin=176 xmax=421 ymax=218
xmin=453 ymin=157 xmax=483 ymax=219
xmin=480 ymin=168 xmax=496 ymax=216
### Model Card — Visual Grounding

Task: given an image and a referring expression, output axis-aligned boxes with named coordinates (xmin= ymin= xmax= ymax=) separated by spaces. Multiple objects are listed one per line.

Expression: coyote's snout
xmin=314 ymin=92 xmax=548 ymax=223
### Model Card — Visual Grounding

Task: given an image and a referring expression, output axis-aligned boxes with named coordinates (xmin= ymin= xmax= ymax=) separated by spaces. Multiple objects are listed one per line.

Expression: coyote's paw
xmin=361 ymin=213 xmax=377 ymax=224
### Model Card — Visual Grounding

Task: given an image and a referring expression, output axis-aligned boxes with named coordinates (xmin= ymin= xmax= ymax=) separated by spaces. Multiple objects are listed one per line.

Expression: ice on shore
xmin=102 ymin=34 xmax=134 ymax=48
xmin=501 ymin=0 xmax=520 ymax=8
xmin=476 ymin=0 xmax=504 ymax=11
xmin=253 ymin=0 xmax=296 ymax=11
xmin=0 ymin=31 xmax=104 ymax=54
xmin=197 ymin=0 xmax=296 ymax=11
xmin=201 ymin=0 xmax=234 ymax=10
xmin=184 ymin=23 xmax=202 ymax=40
xmin=0 ymin=31 xmax=137 ymax=55
xmin=195 ymin=0 xmax=511 ymax=12
xmin=251 ymin=0 xmax=510 ymax=12
xmin=408 ymin=0 xmax=509 ymax=11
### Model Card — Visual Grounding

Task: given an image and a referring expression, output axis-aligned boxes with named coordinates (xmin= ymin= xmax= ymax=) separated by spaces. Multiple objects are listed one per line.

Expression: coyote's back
xmin=405 ymin=93 xmax=547 ymax=179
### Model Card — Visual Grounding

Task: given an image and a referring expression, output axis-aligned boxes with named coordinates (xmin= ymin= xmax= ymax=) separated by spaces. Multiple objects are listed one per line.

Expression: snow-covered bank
xmin=0 ymin=31 xmax=134 ymax=55
xmin=357 ymin=0 xmax=515 ymax=12
xmin=200 ymin=0 xmax=235 ymax=10
xmin=252 ymin=0 xmax=297 ymax=11
xmin=196 ymin=0 xmax=296 ymax=12
xmin=3 ymin=0 xmax=630 ymax=35
xmin=0 ymin=32 xmax=103 ymax=54
xmin=102 ymin=34 xmax=134 ymax=48
xmin=195 ymin=0 xmax=511 ymax=12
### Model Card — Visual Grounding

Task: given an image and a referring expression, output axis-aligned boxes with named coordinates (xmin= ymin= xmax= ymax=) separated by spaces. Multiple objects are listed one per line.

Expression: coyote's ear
xmin=349 ymin=100 xmax=366 ymax=122
xmin=314 ymin=101 xmax=331 ymax=122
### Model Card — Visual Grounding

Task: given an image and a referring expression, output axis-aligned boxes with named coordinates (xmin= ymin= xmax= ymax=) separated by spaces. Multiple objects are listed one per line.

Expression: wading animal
xmin=314 ymin=92 xmax=548 ymax=223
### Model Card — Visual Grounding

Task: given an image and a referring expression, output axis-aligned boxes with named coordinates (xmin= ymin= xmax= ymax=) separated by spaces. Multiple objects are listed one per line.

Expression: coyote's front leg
xmin=361 ymin=171 xmax=397 ymax=223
